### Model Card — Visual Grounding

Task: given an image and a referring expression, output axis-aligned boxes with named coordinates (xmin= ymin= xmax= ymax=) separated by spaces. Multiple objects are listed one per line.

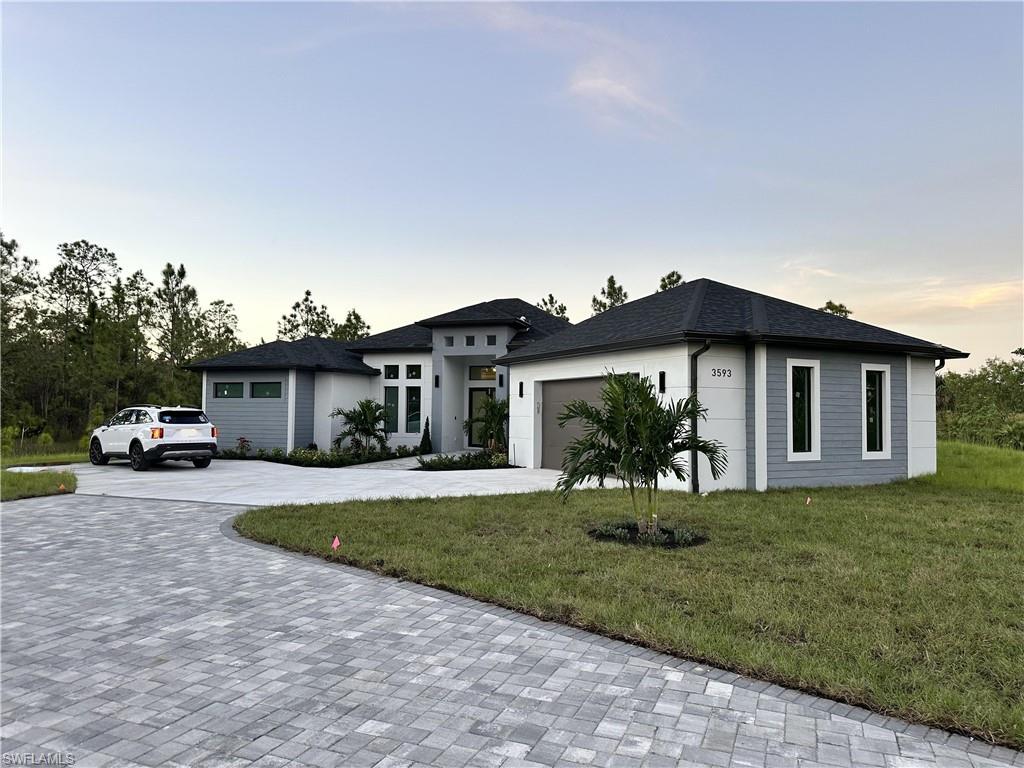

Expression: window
xmin=469 ymin=366 xmax=496 ymax=381
xmin=786 ymin=359 xmax=820 ymax=461
xmin=434 ymin=374 xmax=440 ymax=389
xmin=384 ymin=365 xmax=399 ymax=380
xmin=110 ymin=410 xmax=133 ymax=425
xmin=498 ymin=373 xmax=504 ymax=388
xmin=486 ymin=334 xmax=497 ymax=346
xmin=251 ymin=382 xmax=282 ymax=398
xmin=406 ymin=364 xmax=421 ymax=380
xmin=384 ymin=387 xmax=399 ymax=433
xmin=862 ymin=364 xmax=891 ymax=460
xmin=658 ymin=371 xmax=666 ymax=394
xmin=518 ymin=381 xmax=524 ymax=398
xmin=465 ymin=335 xmax=475 ymax=346
xmin=444 ymin=336 xmax=454 ymax=347
xmin=215 ymin=382 xmax=243 ymax=398
xmin=406 ymin=387 xmax=421 ymax=433
xmin=159 ymin=410 xmax=208 ymax=424
xmin=135 ymin=411 xmax=153 ymax=424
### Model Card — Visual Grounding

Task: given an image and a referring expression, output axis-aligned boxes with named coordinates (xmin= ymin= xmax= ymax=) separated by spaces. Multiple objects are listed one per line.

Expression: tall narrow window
xmin=406 ymin=387 xmax=421 ymax=433
xmin=791 ymin=366 xmax=812 ymax=454
xmin=384 ymin=387 xmax=399 ymax=433
xmin=862 ymin=364 xmax=891 ymax=460
xmin=865 ymin=370 xmax=883 ymax=453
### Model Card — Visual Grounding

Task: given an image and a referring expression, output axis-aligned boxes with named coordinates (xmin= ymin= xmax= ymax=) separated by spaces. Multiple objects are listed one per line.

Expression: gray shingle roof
xmin=186 ymin=337 xmax=379 ymax=375
xmin=344 ymin=323 xmax=432 ymax=353
xmin=496 ymin=278 xmax=968 ymax=364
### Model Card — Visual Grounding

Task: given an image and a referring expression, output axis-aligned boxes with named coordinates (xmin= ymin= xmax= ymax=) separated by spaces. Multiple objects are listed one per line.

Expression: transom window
xmin=469 ymin=366 xmax=496 ymax=381
xmin=786 ymin=359 xmax=820 ymax=461
xmin=384 ymin=365 xmax=399 ymax=379
xmin=215 ymin=382 xmax=243 ymax=398
xmin=406 ymin=364 xmax=421 ymax=380
xmin=862 ymin=364 xmax=891 ymax=460
xmin=251 ymin=382 xmax=282 ymax=398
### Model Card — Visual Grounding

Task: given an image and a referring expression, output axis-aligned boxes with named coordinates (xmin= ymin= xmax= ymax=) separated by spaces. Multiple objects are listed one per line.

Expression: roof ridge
xmin=681 ymin=278 xmax=708 ymax=331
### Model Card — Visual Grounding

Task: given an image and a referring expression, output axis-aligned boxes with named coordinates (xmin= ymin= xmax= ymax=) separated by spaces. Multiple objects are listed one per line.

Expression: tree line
xmin=0 ymin=234 xmax=373 ymax=443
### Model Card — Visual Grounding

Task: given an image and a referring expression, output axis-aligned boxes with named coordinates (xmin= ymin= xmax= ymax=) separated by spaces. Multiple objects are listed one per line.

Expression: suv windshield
xmin=158 ymin=410 xmax=209 ymax=424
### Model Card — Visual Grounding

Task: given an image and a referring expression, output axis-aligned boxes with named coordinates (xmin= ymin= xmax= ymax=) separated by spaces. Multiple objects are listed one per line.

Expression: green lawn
xmin=1 ymin=469 xmax=77 ymax=500
xmin=234 ymin=441 xmax=1024 ymax=748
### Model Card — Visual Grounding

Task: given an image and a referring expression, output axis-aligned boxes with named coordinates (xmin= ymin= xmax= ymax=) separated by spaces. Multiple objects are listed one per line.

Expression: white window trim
xmin=786 ymin=358 xmax=821 ymax=462
xmin=861 ymin=363 xmax=892 ymax=460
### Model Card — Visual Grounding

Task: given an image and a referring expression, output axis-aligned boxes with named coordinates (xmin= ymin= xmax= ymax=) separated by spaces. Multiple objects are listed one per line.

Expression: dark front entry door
xmin=468 ymin=388 xmax=496 ymax=447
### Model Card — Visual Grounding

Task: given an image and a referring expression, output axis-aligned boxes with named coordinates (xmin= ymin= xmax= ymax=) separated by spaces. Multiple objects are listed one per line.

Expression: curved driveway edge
xmin=2 ymin=495 xmax=1020 ymax=768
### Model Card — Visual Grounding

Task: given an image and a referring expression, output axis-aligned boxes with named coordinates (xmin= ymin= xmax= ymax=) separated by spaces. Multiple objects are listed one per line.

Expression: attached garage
xmin=541 ymin=377 xmax=604 ymax=469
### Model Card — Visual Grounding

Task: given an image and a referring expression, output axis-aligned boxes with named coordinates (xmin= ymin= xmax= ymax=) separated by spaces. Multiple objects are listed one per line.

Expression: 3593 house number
xmin=710 ymin=368 xmax=733 ymax=378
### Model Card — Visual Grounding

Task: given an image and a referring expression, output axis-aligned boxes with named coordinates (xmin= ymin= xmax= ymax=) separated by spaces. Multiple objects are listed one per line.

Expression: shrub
xmin=395 ymin=445 xmax=415 ymax=458
xmin=236 ymin=436 xmax=252 ymax=456
xmin=588 ymin=520 xmax=706 ymax=549
xmin=1 ymin=426 xmax=18 ymax=454
xmin=419 ymin=418 xmax=432 ymax=454
xmin=416 ymin=452 xmax=514 ymax=471
xmin=37 ymin=432 xmax=54 ymax=448
xmin=995 ymin=415 xmax=1024 ymax=451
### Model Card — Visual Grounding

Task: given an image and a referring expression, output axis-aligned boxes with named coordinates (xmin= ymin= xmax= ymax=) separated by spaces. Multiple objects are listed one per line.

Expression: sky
xmin=3 ymin=2 xmax=1021 ymax=370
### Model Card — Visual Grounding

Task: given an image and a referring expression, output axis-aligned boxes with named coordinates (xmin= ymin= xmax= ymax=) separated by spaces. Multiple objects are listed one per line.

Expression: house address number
xmin=710 ymin=368 xmax=733 ymax=378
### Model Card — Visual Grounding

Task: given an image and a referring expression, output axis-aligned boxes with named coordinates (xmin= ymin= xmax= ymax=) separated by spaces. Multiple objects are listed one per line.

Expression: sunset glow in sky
xmin=4 ymin=2 xmax=1021 ymax=369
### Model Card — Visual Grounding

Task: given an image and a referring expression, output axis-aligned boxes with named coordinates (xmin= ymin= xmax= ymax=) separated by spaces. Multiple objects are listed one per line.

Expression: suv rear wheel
xmin=89 ymin=439 xmax=109 ymax=466
xmin=192 ymin=457 xmax=212 ymax=469
xmin=129 ymin=441 xmax=149 ymax=472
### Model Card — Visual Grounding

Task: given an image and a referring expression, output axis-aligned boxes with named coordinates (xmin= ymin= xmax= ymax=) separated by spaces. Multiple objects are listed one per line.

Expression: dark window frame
xmin=215 ymin=382 xmax=243 ymax=399
xmin=469 ymin=365 xmax=496 ymax=381
xmin=486 ymin=334 xmax=497 ymax=346
xmin=384 ymin=365 xmax=399 ymax=380
xmin=465 ymin=335 xmax=476 ymax=347
xmin=250 ymin=382 xmax=282 ymax=399
xmin=791 ymin=366 xmax=813 ymax=454
xmin=406 ymin=386 xmax=421 ymax=433
xmin=865 ymin=369 xmax=884 ymax=453
xmin=406 ymin=364 xmax=421 ymax=380
xmin=384 ymin=386 xmax=399 ymax=433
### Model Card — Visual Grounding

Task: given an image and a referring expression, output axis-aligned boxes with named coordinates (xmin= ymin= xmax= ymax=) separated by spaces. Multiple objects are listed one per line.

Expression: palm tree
xmin=330 ymin=399 xmax=389 ymax=458
xmin=463 ymin=396 xmax=509 ymax=452
xmin=556 ymin=373 xmax=727 ymax=532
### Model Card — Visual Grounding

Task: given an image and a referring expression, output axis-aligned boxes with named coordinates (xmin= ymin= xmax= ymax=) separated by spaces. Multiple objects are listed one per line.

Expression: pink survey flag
xmin=331 ymin=535 xmax=340 ymax=551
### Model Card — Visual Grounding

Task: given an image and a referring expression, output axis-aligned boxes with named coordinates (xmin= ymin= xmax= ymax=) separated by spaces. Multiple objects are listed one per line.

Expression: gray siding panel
xmin=204 ymin=369 xmax=290 ymax=451
xmin=294 ymin=371 xmax=315 ymax=449
xmin=766 ymin=347 xmax=907 ymax=488
xmin=745 ymin=346 xmax=755 ymax=490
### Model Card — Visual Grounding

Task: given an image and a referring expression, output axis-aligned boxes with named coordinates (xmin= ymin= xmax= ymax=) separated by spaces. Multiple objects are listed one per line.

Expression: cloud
xmin=468 ymin=4 xmax=682 ymax=136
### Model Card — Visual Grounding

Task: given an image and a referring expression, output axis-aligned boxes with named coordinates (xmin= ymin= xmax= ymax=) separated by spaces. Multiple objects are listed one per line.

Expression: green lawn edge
xmin=233 ymin=443 xmax=1023 ymax=750
xmin=1 ymin=469 xmax=78 ymax=501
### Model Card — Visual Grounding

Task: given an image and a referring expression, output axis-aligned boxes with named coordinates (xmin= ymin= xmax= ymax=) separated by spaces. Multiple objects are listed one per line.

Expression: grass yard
xmin=234 ymin=441 xmax=1024 ymax=748
xmin=1 ymin=469 xmax=77 ymax=501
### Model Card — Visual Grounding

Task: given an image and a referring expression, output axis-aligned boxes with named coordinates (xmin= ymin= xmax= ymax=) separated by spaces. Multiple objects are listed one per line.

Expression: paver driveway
xmin=1 ymin=494 xmax=1020 ymax=768
xmin=55 ymin=460 xmax=564 ymax=506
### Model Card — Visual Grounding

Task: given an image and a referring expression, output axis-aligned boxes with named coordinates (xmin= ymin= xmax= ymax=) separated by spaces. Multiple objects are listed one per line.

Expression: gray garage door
xmin=541 ymin=378 xmax=605 ymax=470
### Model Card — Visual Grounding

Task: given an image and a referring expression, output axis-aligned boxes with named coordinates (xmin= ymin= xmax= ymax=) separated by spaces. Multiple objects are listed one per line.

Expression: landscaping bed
xmin=234 ymin=442 xmax=1024 ymax=748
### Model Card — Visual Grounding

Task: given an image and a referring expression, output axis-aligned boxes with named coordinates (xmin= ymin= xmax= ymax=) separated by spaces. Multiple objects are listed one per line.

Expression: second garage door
xmin=541 ymin=377 xmax=605 ymax=470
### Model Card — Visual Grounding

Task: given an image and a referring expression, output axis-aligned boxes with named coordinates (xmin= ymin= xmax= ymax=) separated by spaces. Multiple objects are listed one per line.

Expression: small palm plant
xmin=557 ymin=373 xmax=727 ymax=533
xmin=330 ymin=399 xmax=389 ymax=458
xmin=463 ymin=396 xmax=509 ymax=452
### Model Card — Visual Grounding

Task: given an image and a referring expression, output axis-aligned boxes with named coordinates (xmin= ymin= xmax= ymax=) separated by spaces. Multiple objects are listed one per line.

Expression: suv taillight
xmin=150 ymin=427 xmax=164 ymax=439
xmin=211 ymin=426 xmax=218 ymax=438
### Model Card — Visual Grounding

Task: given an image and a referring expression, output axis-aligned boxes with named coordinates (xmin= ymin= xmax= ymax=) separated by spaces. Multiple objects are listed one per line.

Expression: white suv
xmin=89 ymin=405 xmax=218 ymax=471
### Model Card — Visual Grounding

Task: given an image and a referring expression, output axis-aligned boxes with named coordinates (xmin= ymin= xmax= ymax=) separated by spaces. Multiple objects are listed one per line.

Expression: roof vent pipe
xmin=689 ymin=340 xmax=711 ymax=494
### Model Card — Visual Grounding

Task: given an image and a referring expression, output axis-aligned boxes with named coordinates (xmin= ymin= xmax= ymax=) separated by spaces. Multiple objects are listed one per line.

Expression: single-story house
xmin=186 ymin=299 xmax=571 ymax=454
xmin=187 ymin=279 xmax=967 ymax=491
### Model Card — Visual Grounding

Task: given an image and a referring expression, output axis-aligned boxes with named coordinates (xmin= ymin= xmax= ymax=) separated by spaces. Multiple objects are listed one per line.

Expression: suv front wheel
xmin=89 ymin=439 xmax=109 ymax=466
xmin=129 ymin=441 xmax=149 ymax=472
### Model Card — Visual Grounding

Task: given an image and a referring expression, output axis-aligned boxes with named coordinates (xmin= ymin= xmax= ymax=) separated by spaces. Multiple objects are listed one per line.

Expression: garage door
xmin=541 ymin=378 xmax=605 ymax=470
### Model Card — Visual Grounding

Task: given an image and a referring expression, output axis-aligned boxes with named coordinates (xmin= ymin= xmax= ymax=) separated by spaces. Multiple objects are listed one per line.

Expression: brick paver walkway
xmin=1 ymin=495 xmax=1019 ymax=768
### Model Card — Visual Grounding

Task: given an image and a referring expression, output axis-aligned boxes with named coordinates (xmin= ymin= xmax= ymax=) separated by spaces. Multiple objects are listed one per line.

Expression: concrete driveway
xmin=57 ymin=458 xmax=564 ymax=506
xmin=2 ymin=493 xmax=1017 ymax=768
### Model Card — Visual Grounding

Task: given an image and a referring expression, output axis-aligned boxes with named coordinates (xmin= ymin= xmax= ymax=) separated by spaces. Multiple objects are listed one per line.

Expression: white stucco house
xmin=187 ymin=279 xmax=967 ymax=490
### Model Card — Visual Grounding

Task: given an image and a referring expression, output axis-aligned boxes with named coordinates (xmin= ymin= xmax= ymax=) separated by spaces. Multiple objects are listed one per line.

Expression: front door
xmin=468 ymin=388 xmax=496 ymax=447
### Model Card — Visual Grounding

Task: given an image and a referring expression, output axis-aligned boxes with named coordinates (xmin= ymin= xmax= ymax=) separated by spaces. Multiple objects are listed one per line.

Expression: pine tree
xmin=419 ymin=417 xmax=432 ymax=455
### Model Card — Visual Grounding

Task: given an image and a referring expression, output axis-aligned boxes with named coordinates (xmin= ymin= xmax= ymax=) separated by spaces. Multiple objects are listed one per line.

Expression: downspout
xmin=689 ymin=340 xmax=711 ymax=494
xmin=935 ymin=359 xmax=945 ymax=372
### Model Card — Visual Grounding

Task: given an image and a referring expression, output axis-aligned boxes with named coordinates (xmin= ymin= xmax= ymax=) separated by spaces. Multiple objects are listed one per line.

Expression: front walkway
xmin=1 ymin=495 xmax=1018 ymax=768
